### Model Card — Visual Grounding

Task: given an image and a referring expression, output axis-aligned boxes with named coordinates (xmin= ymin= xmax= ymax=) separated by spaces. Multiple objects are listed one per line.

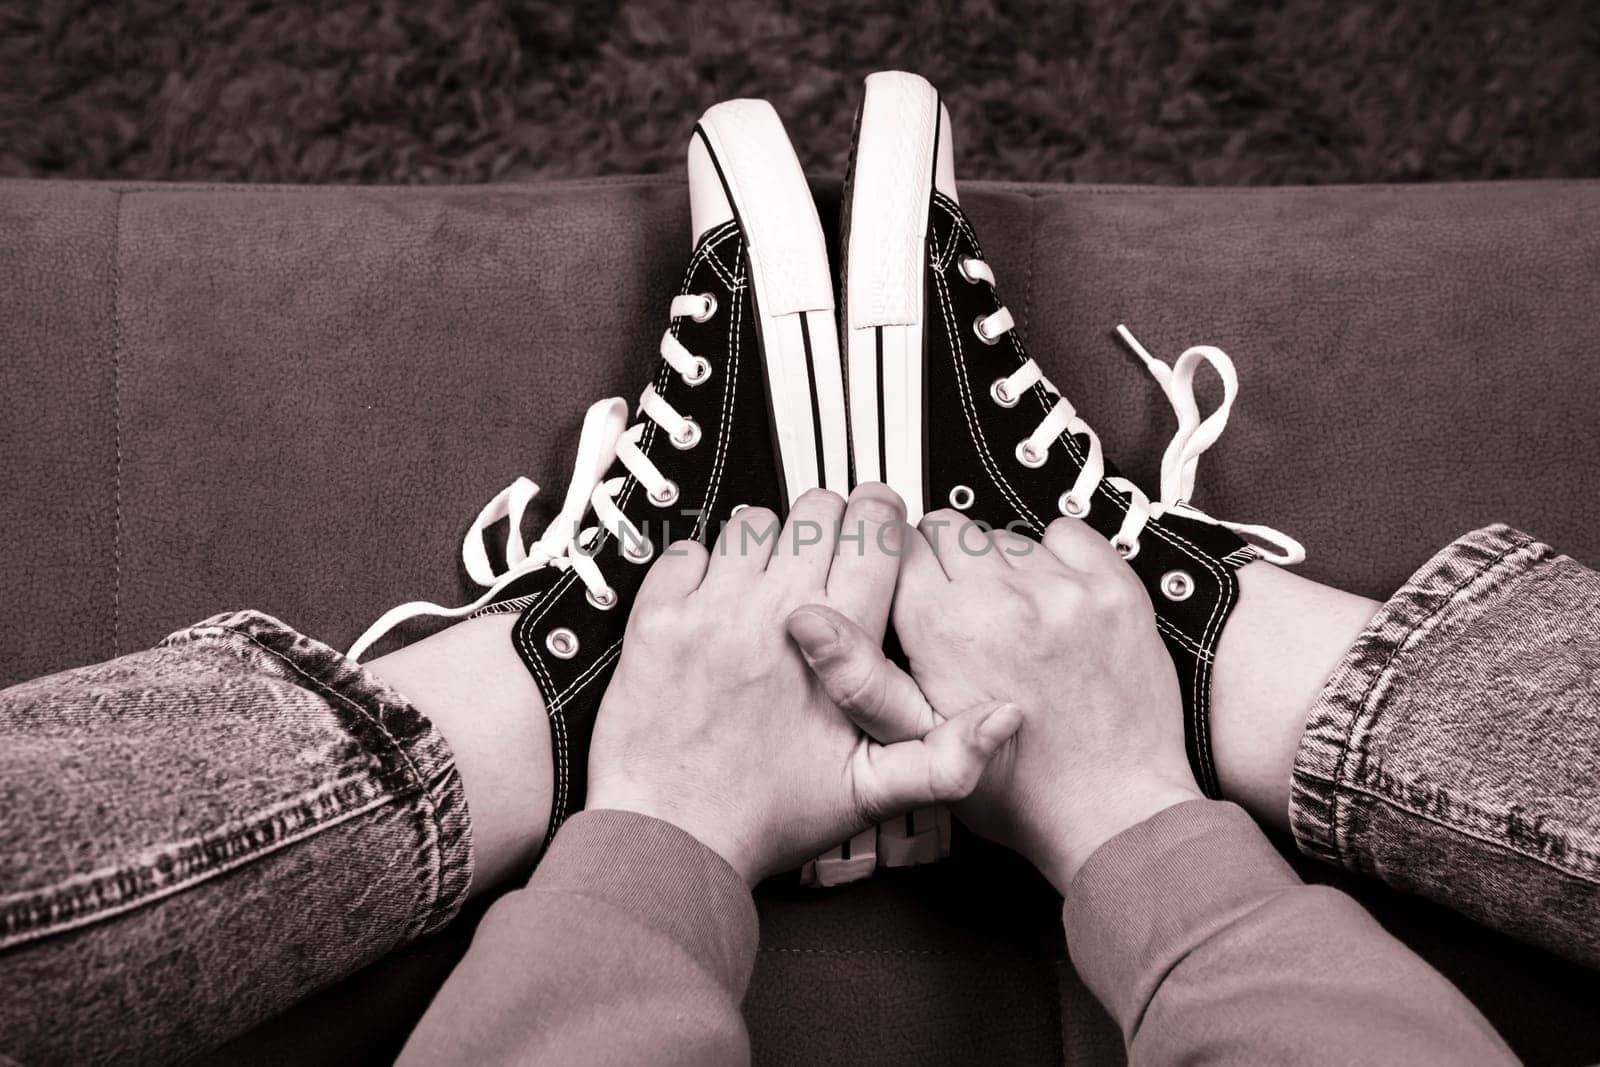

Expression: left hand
xmin=586 ymin=485 xmax=1021 ymax=885
xmin=790 ymin=513 xmax=1202 ymax=891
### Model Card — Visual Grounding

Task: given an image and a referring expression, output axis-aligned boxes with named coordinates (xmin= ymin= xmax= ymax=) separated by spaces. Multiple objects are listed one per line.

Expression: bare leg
xmin=366 ymin=614 xmax=552 ymax=895
xmin=360 ymin=563 xmax=1373 ymax=880
xmin=1211 ymin=562 xmax=1381 ymax=831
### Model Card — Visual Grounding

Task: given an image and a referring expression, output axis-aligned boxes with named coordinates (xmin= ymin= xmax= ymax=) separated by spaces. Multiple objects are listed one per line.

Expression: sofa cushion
xmin=3 ymin=176 xmax=1599 ymax=1065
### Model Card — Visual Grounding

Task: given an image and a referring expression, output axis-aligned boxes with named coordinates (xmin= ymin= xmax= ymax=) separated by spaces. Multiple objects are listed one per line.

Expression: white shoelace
xmin=964 ymin=256 xmax=1305 ymax=566
xmin=347 ymin=293 xmax=717 ymax=661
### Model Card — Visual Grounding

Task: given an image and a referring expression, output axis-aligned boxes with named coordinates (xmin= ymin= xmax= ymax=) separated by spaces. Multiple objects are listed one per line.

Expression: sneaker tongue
xmin=687 ymin=133 xmax=734 ymax=246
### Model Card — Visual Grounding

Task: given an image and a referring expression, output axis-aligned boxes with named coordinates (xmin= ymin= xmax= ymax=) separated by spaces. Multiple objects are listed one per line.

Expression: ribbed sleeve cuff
xmin=530 ymin=809 xmax=760 ymax=996
xmin=1063 ymin=799 xmax=1302 ymax=1031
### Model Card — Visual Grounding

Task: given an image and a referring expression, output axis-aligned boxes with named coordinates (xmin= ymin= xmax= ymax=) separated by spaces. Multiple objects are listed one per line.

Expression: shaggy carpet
xmin=2 ymin=0 xmax=1597 ymax=185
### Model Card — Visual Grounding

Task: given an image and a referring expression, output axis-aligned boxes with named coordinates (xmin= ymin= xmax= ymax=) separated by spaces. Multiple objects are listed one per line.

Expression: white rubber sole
xmin=838 ymin=73 xmax=954 ymax=873
xmin=698 ymin=100 xmax=865 ymax=886
xmin=842 ymin=71 xmax=943 ymax=524
xmin=695 ymin=101 xmax=850 ymax=503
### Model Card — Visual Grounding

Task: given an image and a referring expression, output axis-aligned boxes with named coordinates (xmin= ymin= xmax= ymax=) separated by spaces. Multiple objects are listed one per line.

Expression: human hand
xmin=585 ymin=486 xmax=1021 ymax=886
xmin=789 ymin=512 xmax=1201 ymax=891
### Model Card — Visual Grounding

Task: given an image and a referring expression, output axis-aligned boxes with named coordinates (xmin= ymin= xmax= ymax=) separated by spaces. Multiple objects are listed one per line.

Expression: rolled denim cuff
xmin=166 ymin=610 xmax=475 ymax=938
xmin=1 ymin=609 xmax=480 ymax=1062
xmin=1290 ymin=525 xmax=1552 ymax=869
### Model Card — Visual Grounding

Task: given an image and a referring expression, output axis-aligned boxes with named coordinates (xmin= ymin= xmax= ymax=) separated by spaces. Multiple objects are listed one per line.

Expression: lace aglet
xmin=1116 ymin=323 xmax=1177 ymax=397
xmin=1115 ymin=323 xmax=1160 ymax=366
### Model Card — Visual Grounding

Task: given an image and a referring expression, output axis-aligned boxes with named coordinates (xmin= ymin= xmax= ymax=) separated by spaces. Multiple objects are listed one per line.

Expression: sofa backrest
xmin=4 ymin=176 xmax=1599 ymax=1064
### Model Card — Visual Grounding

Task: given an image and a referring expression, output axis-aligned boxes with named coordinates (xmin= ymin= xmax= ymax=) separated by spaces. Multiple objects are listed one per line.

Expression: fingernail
xmin=978 ymin=703 xmax=1022 ymax=745
xmin=787 ymin=609 xmax=839 ymax=656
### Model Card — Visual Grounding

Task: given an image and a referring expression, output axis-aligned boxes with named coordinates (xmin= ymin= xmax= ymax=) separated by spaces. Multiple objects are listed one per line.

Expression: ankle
xmin=1211 ymin=561 xmax=1380 ymax=831
xmin=366 ymin=613 xmax=552 ymax=895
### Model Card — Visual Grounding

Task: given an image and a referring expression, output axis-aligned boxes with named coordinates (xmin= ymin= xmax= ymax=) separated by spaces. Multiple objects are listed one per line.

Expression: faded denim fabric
xmin=0 ymin=610 xmax=472 ymax=1065
xmin=1293 ymin=525 xmax=1600 ymax=968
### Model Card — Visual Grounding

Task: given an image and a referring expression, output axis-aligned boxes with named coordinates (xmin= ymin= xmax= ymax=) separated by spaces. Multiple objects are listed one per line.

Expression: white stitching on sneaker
xmin=931 ymin=195 xmax=1282 ymax=790
xmin=961 ymin=266 xmax=1304 ymax=565
xmin=932 ymin=270 xmax=1043 ymax=530
xmin=936 ymin=259 xmax=1227 ymax=783
xmin=546 ymin=637 xmax=623 ymax=711
xmin=489 ymin=222 xmax=739 ymax=832
xmin=699 ymin=244 xmax=740 ymax=290
xmin=346 ymin=226 xmax=741 ymax=662
xmin=519 ymin=226 xmax=742 ymax=636
xmin=694 ymin=260 xmax=746 ymax=539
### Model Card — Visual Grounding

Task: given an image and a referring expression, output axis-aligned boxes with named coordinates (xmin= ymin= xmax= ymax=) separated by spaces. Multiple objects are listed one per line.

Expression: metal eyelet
xmin=957 ymin=257 xmax=983 ymax=284
xmin=692 ymin=293 xmax=717 ymax=322
xmin=586 ymin=586 xmax=618 ymax=610
xmin=1058 ymin=492 xmax=1088 ymax=518
xmin=1015 ymin=440 xmax=1048 ymax=469
xmin=671 ymin=417 xmax=701 ymax=450
xmin=650 ymin=480 xmax=680 ymax=507
xmin=948 ymin=485 xmax=975 ymax=510
xmin=682 ymin=356 xmax=712 ymax=387
xmin=989 ymin=378 xmax=1018 ymax=407
xmin=973 ymin=315 xmax=1002 ymax=345
xmin=622 ymin=536 xmax=655 ymax=564
xmin=1111 ymin=536 xmax=1140 ymax=561
xmin=545 ymin=627 xmax=580 ymax=659
xmin=1161 ymin=569 xmax=1195 ymax=602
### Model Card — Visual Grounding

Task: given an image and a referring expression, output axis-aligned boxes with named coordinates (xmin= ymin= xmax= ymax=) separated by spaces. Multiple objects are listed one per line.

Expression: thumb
xmin=787 ymin=604 xmax=939 ymax=743
xmin=848 ymin=701 xmax=1022 ymax=823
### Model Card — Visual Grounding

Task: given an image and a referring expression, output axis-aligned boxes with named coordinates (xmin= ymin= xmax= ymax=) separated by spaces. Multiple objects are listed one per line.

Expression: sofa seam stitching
xmin=1022 ymin=193 xmax=1037 ymax=337
xmin=15 ymin=176 xmax=1593 ymax=198
xmin=757 ymin=947 xmax=1068 ymax=961
xmin=110 ymin=189 xmax=125 ymax=657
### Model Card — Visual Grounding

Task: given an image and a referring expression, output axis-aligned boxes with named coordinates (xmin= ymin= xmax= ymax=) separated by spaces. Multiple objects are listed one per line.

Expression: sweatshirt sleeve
xmin=1063 ymin=799 xmax=1515 ymax=1066
xmin=398 ymin=809 xmax=759 ymax=1066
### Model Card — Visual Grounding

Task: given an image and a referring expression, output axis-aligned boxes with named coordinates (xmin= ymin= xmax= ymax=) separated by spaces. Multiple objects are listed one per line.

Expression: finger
xmin=822 ymin=483 xmax=908 ymax=639
xmin=636 ymin=538 xmax=710 ymax=602
xmin=919 ymin=508 xmax=1005 ymax=578
xmin=704 ymin=505 xmax=782 ymax=583
xmin=765 ymin=487 xmax=846 ymax=592
xmin=849 ymin=701 xmax=1023 ymax=822
xmin=989 ymin=525 xmax=1045 ymax=568
xmin=900 ymin=519 xmax=949 ymax=582
xmin=890 ymin=523 xmax=950 ymax=640
xmin=1041 ymin=515 xmax=1117 ymax=572
xmin=787 ymin=604 xmax=938 ymax=743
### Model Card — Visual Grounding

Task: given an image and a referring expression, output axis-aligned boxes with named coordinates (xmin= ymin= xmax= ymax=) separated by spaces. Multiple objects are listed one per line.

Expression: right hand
xmin=787 ymin=512 xmax=1202 ymax=890
xmin=587 ymin=488 xmax=1020 ymax=887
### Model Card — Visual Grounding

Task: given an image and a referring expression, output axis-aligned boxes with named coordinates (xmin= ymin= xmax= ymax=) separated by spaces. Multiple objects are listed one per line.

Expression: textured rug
xmin=3 ymin=0 xmax=1597 ymax=185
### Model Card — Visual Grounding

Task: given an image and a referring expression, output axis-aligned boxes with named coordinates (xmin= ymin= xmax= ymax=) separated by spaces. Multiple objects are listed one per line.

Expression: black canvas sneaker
xmin=841 ymin=71 xmax=1305 ymax=799
xmin=350 ymin=100 xmax=861 ymax=865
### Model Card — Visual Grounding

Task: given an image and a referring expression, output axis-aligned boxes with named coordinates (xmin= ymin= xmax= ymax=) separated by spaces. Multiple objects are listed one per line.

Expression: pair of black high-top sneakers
xmin=351 ymin=72 xmax=1304 ymax=886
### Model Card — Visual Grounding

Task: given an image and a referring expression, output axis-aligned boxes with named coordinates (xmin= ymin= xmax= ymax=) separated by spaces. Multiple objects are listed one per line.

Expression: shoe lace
xmin=963 ymin=256 xmax=1305 ymax=566
xmin=347 ymin=293 xmax=718 ymax=660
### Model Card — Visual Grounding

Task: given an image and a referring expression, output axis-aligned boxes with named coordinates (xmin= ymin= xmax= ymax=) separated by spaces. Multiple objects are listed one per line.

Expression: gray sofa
xmin=3 ymin=176 xmax=1599 ymax=1064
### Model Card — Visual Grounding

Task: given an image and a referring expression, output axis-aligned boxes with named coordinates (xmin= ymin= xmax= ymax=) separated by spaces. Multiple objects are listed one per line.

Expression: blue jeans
xmin=1292 ymin=524 xmax=1600 ymax=962
xmin=2 ymin=526 xmax=1597 ymax=1062
xmin=0 ymin=611 xmax=471 ymax=1063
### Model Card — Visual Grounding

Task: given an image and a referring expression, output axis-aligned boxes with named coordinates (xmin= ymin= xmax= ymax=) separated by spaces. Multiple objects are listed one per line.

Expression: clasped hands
xmin=588 ymin=483 xmax=1204 ymax=891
